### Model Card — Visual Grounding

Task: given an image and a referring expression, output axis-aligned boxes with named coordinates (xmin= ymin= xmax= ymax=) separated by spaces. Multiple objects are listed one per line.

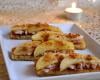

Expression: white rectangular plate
xmin=0 ymin=23 xmax=100 ymax=80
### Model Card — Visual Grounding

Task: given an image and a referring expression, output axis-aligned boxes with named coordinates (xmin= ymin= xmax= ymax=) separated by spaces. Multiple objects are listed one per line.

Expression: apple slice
xmin=36 ymin=53 xmax=58 ymax=70
xmin=34 ymin=40 xmax=74 ymax=58
xmin=60 ymin=58 xmax=83 ymax=71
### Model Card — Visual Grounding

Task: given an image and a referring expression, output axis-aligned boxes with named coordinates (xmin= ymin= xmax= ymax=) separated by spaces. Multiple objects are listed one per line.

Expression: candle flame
xmin=72 ymin=2 xmax=77 ymax=8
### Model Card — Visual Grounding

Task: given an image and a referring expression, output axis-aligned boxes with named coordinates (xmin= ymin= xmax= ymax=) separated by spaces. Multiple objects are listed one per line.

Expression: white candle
xmin=64 ymin=2 xmax=83 ymax=21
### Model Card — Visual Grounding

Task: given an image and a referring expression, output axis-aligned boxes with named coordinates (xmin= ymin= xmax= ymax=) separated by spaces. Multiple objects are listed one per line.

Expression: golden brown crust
xmin=34 ymin=40 xmax=75 ymax=59
xmin=65 ymin=33 xmax=86 ymax=49
xmin=9 ymin=23 xmax=61 ymax=39
xmin=74 ymin=40 xmax=86 ymax=50
xmin=32 ymin=31 xmax=66 ymax=41
xmin=35 ymin=53 xmax=100 ymax=76
xmin=11 ymin=23 xmax=61 ymax=32
xmin=10 ymin=41 xmax=41 ymax=61
xmin=65 ymin=33 xmax=80 ymax=38
xmin=32 ymin=32 xmax=86 ymax=50
xmin=9 ymin=33 xmax=32 ymax=39
xmin=10 ymin=47 xmax=35 ymax=61
xmin=10 ymin=53 xmax=34 ymax=61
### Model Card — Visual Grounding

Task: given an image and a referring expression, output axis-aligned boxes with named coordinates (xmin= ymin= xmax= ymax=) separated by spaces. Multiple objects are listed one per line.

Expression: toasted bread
xmin=35 ymin=53 xmax=100 ymax=76
xmin=65 ymin=33 xmax=86 ymax=49
xmin=9 ymin=23 xmax=61 ymax=39
xmin=10 ymin=41 xmax=41 ymax=61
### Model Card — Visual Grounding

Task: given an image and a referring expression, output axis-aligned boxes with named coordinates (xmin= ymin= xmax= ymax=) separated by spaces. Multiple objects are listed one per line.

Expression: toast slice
xmin=65 ymin=33 xmax=86 ymax=49
xmin=35 ymin=52 xmax=66 ymax=76
xmin=35 ymin=53 xmax=100 ymax=76
xmin=32 ymin=32 xmax=86 ymax=50
xmin=34 ymin=40 xmax=74 ymax=59
xmin=9 ymin=23 xmax=61 ymax=39
xmin=10 ymin=41 xmax=41 ymax=61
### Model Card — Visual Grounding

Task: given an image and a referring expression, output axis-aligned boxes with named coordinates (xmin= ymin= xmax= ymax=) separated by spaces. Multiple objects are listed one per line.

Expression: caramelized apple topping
xmin=66 ymin=33 xmax=80 ymax=38
xmin=69 ymin=53 xmax=78 ymax=59
xmin=43 ymin=53 xmax=57 ymax=62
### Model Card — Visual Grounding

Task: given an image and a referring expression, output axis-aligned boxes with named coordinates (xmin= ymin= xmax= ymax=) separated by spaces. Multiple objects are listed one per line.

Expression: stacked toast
xmin=9 ymin=23 xmax=100 ymax=76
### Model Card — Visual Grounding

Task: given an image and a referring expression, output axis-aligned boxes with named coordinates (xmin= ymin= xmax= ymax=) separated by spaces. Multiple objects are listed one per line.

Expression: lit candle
xmin=64 ymin=2 xmax=83 ymax=20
